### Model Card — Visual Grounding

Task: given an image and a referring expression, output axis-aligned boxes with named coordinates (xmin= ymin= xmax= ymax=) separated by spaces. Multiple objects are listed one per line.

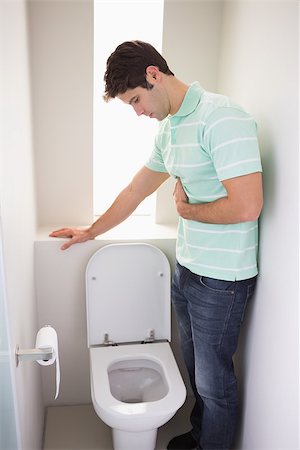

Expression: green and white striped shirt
xmin=146 ymin=82 xmax=262 ymax=281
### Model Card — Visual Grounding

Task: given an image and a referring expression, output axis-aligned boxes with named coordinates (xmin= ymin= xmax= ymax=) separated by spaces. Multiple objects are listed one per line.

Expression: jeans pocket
xmin=246 ymin=281 xmax=256 ymax=300
xmin=200 ymin=276 xmax=235 ymax=295
xmin=187 ymin=276 xmax=236 ymax=346
xmin=240 ymin=281 xmax=256 ymax=323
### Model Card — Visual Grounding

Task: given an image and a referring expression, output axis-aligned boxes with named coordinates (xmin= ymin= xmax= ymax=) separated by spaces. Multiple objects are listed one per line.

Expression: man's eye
xmin=133 ymin=97 xmax=139 ymax=104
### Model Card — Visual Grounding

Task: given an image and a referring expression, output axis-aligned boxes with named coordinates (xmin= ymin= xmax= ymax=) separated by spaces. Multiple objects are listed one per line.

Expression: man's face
xmin=117 ymin=84 xmax=170 ymax=122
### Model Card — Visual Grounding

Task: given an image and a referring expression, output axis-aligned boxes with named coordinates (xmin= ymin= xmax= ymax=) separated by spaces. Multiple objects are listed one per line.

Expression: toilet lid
xmin=86 ymin=243 xmax=171 ymax=346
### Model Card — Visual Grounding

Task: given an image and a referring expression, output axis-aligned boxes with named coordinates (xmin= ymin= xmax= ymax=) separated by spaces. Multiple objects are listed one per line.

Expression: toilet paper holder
xmin=15 ymin=345 xmax=53 ymax=367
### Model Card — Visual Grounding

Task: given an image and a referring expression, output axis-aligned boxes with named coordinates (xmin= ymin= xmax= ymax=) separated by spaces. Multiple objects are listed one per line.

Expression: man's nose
xmin=133 ymin=105 xmax=144 ymax=116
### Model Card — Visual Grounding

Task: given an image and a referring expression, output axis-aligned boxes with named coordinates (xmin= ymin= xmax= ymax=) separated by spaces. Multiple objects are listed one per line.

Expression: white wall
xmin=0 ymin=1 xmax=44 ymax=449
xmin=163 ymin=0 xmax=223 ymax=89
xmin=218 ymin=2 xmax=299 ymax=449
xmin=27 ymin=0 xmax=94 ymax=227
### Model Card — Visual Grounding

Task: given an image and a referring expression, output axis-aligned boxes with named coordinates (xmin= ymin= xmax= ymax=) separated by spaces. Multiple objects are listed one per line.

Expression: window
xmin=93 ymin=0 xmax=164 ymax=216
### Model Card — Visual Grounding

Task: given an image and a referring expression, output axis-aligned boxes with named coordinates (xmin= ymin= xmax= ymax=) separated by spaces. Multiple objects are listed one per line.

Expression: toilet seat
xmin=90 ymin=342 xmax=186 ymax=432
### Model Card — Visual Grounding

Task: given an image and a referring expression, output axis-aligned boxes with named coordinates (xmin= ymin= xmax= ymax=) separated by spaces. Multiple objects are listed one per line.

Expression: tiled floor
xmin=43 ymin=397 xmax=194 ymax=450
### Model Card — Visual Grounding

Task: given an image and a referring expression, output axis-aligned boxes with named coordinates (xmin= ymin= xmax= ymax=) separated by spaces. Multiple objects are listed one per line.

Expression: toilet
xmin=86 ymin=243 xmax=186 ymax=450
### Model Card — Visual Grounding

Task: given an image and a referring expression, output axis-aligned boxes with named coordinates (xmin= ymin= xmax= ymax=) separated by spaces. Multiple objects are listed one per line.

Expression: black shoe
xmin=167 ymin=431 xmax=197 ymax=449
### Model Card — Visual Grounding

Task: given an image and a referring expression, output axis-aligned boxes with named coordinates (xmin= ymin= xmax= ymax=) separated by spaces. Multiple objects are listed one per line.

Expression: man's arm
xmin=50 ymin=166 xmax=169 ymax=250
xmin=174 ymin=172 xmax=263 ymax=224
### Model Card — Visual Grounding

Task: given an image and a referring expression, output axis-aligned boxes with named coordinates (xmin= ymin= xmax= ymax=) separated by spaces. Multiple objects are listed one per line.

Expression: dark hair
xmin=103 ymin=40 xmax=174 ymax=101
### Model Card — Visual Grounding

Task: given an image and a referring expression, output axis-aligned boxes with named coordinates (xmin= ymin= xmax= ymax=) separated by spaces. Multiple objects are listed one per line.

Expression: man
xmin=50 ymin=41 xmax=263 ymax=450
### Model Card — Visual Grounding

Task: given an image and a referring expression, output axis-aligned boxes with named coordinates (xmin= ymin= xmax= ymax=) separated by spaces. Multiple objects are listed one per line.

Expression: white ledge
xmin=36 ymin=216 xmax=178 ymax=242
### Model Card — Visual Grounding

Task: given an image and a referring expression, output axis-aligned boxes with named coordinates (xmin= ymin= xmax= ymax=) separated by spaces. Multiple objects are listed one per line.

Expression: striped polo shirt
xmin=145 ymin=82 xmax=262 ymax=281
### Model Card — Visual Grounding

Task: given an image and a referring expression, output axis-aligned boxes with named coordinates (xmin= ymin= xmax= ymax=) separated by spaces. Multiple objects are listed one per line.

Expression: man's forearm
xmin=88 ymin=185 xmax=142 ymax=238
xmin=174 ymin=173 xmax=263 ymax=225
xmin=176 ymin=197 xmax=253 ymax=224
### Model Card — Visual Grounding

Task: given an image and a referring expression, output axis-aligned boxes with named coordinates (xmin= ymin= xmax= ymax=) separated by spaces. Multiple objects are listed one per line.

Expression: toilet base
xmin=112 ymin=428 xmax=157 ymax=450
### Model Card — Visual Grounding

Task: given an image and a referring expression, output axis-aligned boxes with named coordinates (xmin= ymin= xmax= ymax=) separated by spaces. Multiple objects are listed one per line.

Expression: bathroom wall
xmin=0 ymin=1 xmax=44 ymax=449
xmin=27 ymin=0 xmax=94 ymax=227
xmin=162 ymin=0 xmax=223 ymax=89
xmin=218 ymin=2 xmax=299 ymax=449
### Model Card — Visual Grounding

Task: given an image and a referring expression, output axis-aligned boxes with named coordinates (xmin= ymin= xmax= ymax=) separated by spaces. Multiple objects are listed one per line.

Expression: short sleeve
xmin=203 ymin=107 xmax=263 ymax=181
xmin=145 ymin=135 xmax=168 ymax=173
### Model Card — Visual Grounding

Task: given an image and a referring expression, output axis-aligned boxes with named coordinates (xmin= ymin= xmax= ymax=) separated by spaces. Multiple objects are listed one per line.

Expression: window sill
xmin=36 ymin=215 xmax=178 ymax=242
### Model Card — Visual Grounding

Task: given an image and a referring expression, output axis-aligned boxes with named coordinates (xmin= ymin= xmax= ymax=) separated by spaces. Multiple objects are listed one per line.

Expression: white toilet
xmin=86 ymin=243 xmax=186 ymax=450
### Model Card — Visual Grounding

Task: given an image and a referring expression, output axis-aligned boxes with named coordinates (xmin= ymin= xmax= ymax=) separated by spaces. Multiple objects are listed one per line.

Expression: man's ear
xmin=145 ymin=66 xmax=160 ymax=83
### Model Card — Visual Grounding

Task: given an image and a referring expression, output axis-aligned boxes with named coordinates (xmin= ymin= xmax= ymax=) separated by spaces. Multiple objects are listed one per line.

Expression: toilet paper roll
xmin=35 ymin=326 xmax=60 ymax=399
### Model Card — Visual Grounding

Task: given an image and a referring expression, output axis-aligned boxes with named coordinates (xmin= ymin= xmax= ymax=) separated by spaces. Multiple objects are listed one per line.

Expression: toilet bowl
xmin=86 ymin=243 xmax=186 ymax=450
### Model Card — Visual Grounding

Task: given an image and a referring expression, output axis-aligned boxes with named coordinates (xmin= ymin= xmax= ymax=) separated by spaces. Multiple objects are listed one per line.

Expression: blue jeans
xmin=171 ymin=262 xmax=257 ymax=450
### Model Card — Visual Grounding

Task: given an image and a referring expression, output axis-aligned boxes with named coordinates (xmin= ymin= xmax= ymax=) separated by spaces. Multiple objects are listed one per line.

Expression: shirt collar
xmin=172 ymin=82 xmax=205 ymax=118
